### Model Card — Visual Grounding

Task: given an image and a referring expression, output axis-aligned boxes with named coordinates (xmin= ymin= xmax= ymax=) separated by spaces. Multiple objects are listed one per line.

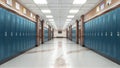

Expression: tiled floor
xmin=0 ymin=38 xmax=120 ymax=68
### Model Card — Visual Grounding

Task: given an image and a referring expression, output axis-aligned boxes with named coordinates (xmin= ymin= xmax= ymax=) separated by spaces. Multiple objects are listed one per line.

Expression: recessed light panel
xmin=33 ymin=0 xmax=47 ymax=4
xmin=41 ymin=10 xmax=51 ymax=13
xmin=69 ymin=10 xmax=79 ymax=14
xmin=46 ymin=15 xmax=53 ymax=18
xmin=49 ymin=19 xmax=54 ymax=21
xmin=73 ymin=0 xmax=87 ymax=4
xmin=67 ymin=15 xmax=74 ymax=18
xmin=66 ymin=19 xmax=72 ymax=21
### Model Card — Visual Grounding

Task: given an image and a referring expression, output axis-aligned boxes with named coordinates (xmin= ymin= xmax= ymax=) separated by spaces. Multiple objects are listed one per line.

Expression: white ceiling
xmin=17 ymin=0 xmax=102 ymax=30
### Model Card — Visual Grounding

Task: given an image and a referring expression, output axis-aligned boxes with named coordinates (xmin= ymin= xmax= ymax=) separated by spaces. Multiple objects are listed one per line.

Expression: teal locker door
xmin=19 ymin=17 xmax=24 ymax=51
xmin=23 ymin=19 xmax=26 ymax=50
xmin=116 ymin=8 xmax=120 ymax=60
xmin=28 ymin=21 xmax=30 ymax=48
xmin=85 ymin=22 xmax=89 ymax=47
xmin=29 ymin=21 xmax=31 ymax=47
xmin=86 ymin=22 xmax=89 ymax=47
xmin=30 ymin=22 xmax=32 ymax=46
xmin=25 ymin=19 xmax=27 ymax=49
xmin=110 ymin=10 xmax=117 ymax=58
xmin=16 ymin=16 xmax=21 ymax=52
xmin=32 ymin=22 xmax=34 ymax=46
xmin=90 ymin=21 xmax=92 ymax=48
xmin=26 ymin=20 xmax=29 ymax=49
xmin=29 ymin=22 xmax=32 ymax=47
xmin=106 ymin=12 xmax=113 ymax=56
xmin=102 ymin=14 xmax=106 ymax=54
xmin=23 ymin=19 xmax=26 ymax=49
xmin=87 ymin=22 xmax=90 ymax=48
xmin=10 ymin=13 xmax=16 ymax=55
xmin=113 ymin=9 xmax=117 ymax=58
xmin=92 ymin=20 xmax=95 ymax=50
xmin=94 ymin=18 xmax=97 ymax=50
xmin=0 ymin=8 xmax=5 ymax=61
xmin=97 ymin=17 xmax=101 ymax=51
xmin=104 ymin=13 xmax=109 ymax=55
xmin=4 ymin=10 xmax=12 ymax=58
xmin=95 ymin=18 xmax=99 ymax=50
xmin=18 ymin=16 xmax=22 ymax=52
xmin=14 ymin=15 xmax=18 ymax=54
xmin=100 ymin=16 xmax=104 ymax=53
xmin=97 ymin=17 xmax=100 ymax=51
xmin=30 ymin=21 xmax=31 ymax=48
xmin=30 ymin=21 xmax=32 ymax=48
xmin=25 ymin=20 xmax=28 ymax=50
xmin=19 ymin=17 xmax=22 ymax=51
xmin=15 ymin=15 xmax=18 ymax=53
xmin=24 ymin=19 xmax=27 ymax=50
xmin=89 ymin=21 xmax=92 ymax=48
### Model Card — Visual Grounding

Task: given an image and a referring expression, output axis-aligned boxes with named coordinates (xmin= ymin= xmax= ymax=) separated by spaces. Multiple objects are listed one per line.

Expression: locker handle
xmin=5 ymin=32 xmax=7 ymax=37
xmin=117 ymin=32 xmax=120 ymax=37
xmin=11 ymin=32 xmax=13 ymax=36
xmin=97 ymin=33 xmax=99 ymax=36
xmin=20 ymin=32 xmax=21 ymax=36
xmin=110 ymin=32 xmax=113 ymax=37
xmin=101 ymin=33 xmax=103 ymax=36
xmin=23 ymin=33 xmax=24 ymax=36
xmin=16 ymin=32 xmax=17 ymax=36
xmin=105 ymin=32 xmax=107 ymax=36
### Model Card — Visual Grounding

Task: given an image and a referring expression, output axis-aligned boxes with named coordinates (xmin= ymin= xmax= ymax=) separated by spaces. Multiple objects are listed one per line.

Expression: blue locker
xmin=84 ymin=7 xmax=120 ymax=63
xmin=44 ymin=28 xmax=49 ymax=42
xmin=72 ymin=27 xmax=76 ymax=43
xmin=22 ymin=18 xmax=25 ymax=50
xmin=4 ymin=10 xmax=12 ymax=58
xmin=108 ymin=10 xmax=116 ymax=58
xmin=116 ymin=8 xmax=120 ymax=60
xmin=15 ymin=15 xmax=19 ymax=53
xmin=0 ymin=7 xmax=36 ymax=63
xmin=20 ymin=16 xmax=23 ymax=51
xmin=10 ymin=13 xmax=16 ymax=55
xmin=0 ymin=8 xmax=5 ymax=61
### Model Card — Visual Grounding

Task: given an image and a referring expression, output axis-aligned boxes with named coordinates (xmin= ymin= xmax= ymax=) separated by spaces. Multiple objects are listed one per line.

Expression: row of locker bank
xmin=67 ymin=7 xmax=120 ymax=64
xmin=0 ymin=7 xmax=53 ymax=64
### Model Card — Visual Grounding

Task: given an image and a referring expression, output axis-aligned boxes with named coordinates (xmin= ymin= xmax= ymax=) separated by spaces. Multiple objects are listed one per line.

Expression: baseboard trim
xmin=85 ymin=46 xmax=120 ymax=65
xmin=0 ymin=46 xmax=36 ymax=65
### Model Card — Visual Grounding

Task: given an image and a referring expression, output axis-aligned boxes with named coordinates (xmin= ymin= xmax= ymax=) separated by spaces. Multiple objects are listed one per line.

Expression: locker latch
xmin=117 ymin=32 xmax=120 ymax=37
xmin=5 ymin=32 xmax=7 ymax=37
xmin=110 ymin=32 xmax=113 ymax=36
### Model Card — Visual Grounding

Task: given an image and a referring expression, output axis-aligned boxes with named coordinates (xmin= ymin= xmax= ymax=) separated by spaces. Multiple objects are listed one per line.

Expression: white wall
xmin=54 ymin=30 xmax=66 ymax=37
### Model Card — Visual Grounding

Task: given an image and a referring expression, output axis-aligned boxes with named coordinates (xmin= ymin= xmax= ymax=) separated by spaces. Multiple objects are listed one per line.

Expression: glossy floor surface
xmin=0 ymin=38 xmax=120 ymax=68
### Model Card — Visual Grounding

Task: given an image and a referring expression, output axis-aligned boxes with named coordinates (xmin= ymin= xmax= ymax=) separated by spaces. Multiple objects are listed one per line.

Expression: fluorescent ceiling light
xmin=67 ymin=15 xmax=74 ymax=18
xmin=49 ymin=19 xmax=54 ymax=21
xmin=69 ymin=9 xmax=79 ymax=14
xmin=33 ymin=0 xmax=47 ymax=4
xmin=46 ymin=15 xmax=53 ymax=18
xmin=66 ymin=19 xmax=72 ymax=21
xmin=73 ymin=0 xmax=87 ymax=4
xmin=41 ymin=10 xmax=51 ymax=13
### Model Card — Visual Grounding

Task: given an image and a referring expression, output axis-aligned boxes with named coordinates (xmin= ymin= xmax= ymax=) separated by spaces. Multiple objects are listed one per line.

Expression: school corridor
xmin=0 ymin=0 xmax=120 ymax=68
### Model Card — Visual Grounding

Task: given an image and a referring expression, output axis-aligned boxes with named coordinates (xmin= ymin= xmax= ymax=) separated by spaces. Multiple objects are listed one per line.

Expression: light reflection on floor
xmin=0 ymin=38 xmax=120 ymax=68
